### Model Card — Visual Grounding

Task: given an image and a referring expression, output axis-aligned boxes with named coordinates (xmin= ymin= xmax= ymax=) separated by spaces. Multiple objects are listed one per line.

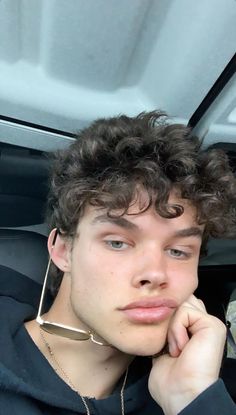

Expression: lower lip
xmin=122 ymin=306 xmax=174 ymax=324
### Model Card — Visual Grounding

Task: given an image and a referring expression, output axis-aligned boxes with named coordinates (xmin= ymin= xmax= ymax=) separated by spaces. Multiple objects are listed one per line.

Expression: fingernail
xmin=168 ymin=341 xmax=176 ymax=356
xmin=169 ymin=340 xmax=180 ymax=357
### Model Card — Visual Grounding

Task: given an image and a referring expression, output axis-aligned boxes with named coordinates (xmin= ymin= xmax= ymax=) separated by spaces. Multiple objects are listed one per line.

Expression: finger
xmin=182 ymin=294 xmax=207 ymax=313
xmin=167 ymin=303 xmax=208 ymax=355
xmin=168 ymin=317 xmax=190 ymax=356
xmin=167 ymin=296 xmax=206 ymax=355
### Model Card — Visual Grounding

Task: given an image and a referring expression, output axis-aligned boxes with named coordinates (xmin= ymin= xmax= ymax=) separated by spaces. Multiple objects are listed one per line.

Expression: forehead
xmin=80 ymin=190 xmax=201 ymax=233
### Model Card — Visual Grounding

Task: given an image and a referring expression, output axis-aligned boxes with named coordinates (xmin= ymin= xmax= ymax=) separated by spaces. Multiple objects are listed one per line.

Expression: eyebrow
xmin=173 ymin=227 xmax=203 ymax=239
xmin=92 ymin=214 xmax=203 ymax=238
xmin=91 ymin=214 xmax=139 ymax=230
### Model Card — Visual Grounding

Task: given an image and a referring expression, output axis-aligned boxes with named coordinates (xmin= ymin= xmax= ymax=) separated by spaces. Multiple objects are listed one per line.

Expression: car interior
xmin=0 ymin=0 xmax=236 ymax=402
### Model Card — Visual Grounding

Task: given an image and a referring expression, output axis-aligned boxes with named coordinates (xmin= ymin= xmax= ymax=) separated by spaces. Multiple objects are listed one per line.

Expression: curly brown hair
xmin=47 ymin=111 xmax=236 ymax=294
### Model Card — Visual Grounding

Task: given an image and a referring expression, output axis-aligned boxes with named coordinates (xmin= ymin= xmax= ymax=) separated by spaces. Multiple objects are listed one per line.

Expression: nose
xmin=131 ymin=247 xmax=168 ymax=289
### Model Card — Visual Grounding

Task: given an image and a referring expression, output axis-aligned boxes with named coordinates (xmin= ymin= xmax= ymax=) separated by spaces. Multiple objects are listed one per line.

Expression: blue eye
xmin=167 ymin=247 xmax=196 ymax=260
xmin=169 ymin=248 xmax=191 ymax=259
xmin=106 ymin=241 xmax=128 ymax=250
xmin=170 ymin=249 xmax=183 ymax=257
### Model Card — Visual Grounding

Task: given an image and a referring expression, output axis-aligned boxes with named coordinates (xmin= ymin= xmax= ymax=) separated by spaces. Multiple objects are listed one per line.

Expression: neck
xmin=41 ymin=328 xmax=132 ymax=398
xmin=25 ymin=278 xmax=134 ymax=398
xmin=26 ymin=320 xmax=133 ymax=398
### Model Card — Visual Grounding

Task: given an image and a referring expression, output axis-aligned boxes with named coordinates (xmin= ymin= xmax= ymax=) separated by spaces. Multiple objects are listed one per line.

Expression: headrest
xmin=0 ymin=145 xmax=50 ymax=227
xmin=0 ymin=229 xmax=48 ymax=284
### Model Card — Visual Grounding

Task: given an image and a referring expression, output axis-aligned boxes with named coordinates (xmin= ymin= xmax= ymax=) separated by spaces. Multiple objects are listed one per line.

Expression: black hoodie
xmin=0 ymin=265 xmax=235 ymax=415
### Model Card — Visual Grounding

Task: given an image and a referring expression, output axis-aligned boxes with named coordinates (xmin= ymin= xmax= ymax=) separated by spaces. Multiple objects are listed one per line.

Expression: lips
xmin=120 ymin=297 xmax=178 ymax=324
xmin=122 ymin=297 xmax=178 ymax=310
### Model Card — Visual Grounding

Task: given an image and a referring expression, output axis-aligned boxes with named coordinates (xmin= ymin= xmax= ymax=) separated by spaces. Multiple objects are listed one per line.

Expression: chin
xmin=94 ymin=322 xmax=169 ymax=356
xmin=112 ymin=335 xmax=167 ymax=357
xmin=123 ymin=344 xmax=166 ymax=357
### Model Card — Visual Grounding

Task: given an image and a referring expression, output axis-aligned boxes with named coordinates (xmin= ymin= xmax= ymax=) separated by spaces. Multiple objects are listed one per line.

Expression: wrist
xmin=162 ymin=379 xmax=217 ymax=415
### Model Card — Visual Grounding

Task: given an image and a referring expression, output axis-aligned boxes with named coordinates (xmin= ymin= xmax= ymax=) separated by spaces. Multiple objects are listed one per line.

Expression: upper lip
xmin=121 ymin=297 xmax=178 ymax=310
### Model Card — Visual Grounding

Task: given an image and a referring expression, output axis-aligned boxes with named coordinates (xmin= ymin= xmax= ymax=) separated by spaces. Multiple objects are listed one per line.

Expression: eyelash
xmin=105 ymin=240 xmax=129 ymax=250
xmin=102 ymin=233 xmax=195 ymax=260
xmin=104 ymin=242 xmax=192 ymax=258
xmin=168 ymin=248 xmax=191 ymax=259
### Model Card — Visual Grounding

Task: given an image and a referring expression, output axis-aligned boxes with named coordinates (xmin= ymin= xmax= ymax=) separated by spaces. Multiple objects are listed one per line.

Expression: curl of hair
xmin=46 ymin=111 xmax=236 ymax=295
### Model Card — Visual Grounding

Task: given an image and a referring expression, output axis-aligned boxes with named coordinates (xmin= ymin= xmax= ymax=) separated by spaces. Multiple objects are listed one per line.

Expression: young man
xmin=1 ymin=111 xmax=236 ymax=414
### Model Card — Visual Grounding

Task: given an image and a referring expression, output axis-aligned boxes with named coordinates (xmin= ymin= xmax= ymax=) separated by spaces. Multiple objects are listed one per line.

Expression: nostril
xmin=139 ymin=280 xmax=167 ymax=288
xmin=140 ymin=280 xmax=150 ymax=286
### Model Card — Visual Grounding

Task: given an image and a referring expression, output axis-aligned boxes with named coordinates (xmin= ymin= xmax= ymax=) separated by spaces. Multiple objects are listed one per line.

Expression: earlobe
xmin=47 ymin=228 xmax=71 ymax=272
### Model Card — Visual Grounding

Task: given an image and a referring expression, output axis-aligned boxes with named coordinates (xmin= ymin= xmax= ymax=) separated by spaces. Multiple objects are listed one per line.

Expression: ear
xmin=47 ymin=229 xmax=72 ymax=272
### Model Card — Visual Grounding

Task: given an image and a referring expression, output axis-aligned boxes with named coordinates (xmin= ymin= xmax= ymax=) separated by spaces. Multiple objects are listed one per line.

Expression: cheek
xmin=171 ymin=266 xmax=198 ymax=297
xmin=182 ymin=272 xmax=198 ymax=296
xmin=71 ymin=253 xmax=121 ymax=301
xmin=190 ymin=274 xmax=199 ymax=293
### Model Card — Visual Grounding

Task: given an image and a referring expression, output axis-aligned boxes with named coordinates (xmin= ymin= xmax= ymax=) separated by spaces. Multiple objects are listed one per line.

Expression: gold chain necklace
xmin=40 ymin=329 xmax=128 ymax=415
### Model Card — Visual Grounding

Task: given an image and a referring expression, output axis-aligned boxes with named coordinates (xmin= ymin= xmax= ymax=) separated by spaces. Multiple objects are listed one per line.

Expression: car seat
xmin=0 ymin=229 xmax=48 ymax=284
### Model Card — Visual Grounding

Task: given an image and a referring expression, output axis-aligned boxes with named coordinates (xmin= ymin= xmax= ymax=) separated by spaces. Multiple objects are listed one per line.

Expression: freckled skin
xmin=58 ymin=192 xmax=202 ymax=357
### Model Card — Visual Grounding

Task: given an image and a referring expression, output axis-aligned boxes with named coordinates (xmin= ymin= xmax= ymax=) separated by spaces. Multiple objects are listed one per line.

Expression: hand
xmin=148 ymin=295 xmax=227 ymax=415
